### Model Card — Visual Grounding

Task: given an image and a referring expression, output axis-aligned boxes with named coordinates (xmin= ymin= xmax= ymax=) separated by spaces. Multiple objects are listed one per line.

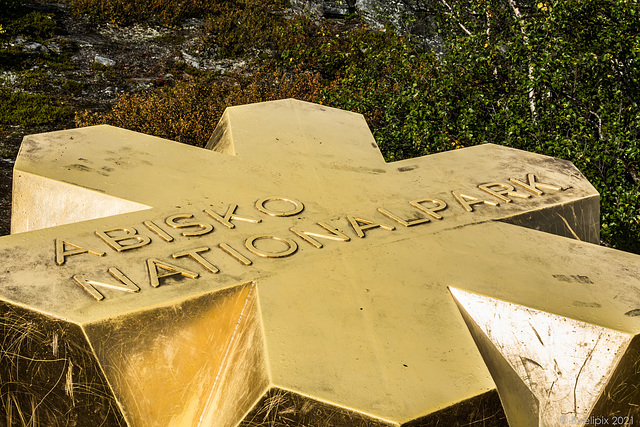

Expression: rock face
xmin=0 ymin=3 xmax=243 ymax=236
xmin=291 ymin=0 xmax=402 ymax=24
xmin=291 ymin=0 xmax=440 ymax=50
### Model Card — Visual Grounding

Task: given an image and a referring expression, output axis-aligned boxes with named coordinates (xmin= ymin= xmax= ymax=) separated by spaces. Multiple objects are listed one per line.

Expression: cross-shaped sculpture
xmin=1 ymin=99 xmax=639 ymax=426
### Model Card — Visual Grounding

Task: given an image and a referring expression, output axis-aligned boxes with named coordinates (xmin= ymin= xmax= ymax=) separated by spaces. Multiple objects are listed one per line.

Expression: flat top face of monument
xmin=6 ymin=114 xmax=598 ymax=322
xmin=3 ymin=99 xmax=639 ymax=420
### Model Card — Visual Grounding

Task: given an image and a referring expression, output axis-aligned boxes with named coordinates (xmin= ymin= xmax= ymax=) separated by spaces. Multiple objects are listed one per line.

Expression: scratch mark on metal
xmin=65 ymin=359 xmax=74 ymax=404
xmin=557 ymin=213 xmax=581 ymax=241
xmin=28 ymin=357 xmax=67 ymax=425
xmin=553 ymin=358 xmax=562 ymax=376
xmin=529 ymin=322 xmax=545 ymax=346
xmin=519 ymin=356 xmax=535 ymax=388
xmin=521 ymin=357 xmax=543 ymax=369
xmin=574 ymin=333 xmax=601 ymax=415
xmin=52 ymin=333 xmax=58 ymax=357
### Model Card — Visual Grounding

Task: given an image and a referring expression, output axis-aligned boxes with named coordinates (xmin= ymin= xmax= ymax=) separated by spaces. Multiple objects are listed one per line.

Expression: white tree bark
xmin=507 ymin=0 xmax=538 ymax=120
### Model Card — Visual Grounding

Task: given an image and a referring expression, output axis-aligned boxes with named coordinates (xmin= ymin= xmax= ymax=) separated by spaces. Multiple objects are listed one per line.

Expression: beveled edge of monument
xmin=205 ymin=98 xmax=387 ymax=167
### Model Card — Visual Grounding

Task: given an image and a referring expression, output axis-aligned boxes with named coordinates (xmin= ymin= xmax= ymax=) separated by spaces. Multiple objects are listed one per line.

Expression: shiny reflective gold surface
xmin=450 ymin=287 xmax=637 ymax=426
xmin=1 ymin=99 xmax=638 ymax=426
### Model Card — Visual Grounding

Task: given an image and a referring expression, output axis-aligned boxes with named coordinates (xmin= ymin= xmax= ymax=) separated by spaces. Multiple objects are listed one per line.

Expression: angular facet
xmin=450 ymin=287 xmax=635 ymax=426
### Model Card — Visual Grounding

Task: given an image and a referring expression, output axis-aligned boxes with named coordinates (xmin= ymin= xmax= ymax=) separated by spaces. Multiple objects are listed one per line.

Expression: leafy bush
xmin=66 ymin=0 xmax=284 ymax=26
xmin=2 ymin=10 xmax=60 ymax=40
xmin=0 ymin=90 xmax=73 ymax=129
xmin=408 ymin=0 xmax=640 ymax=252
xmin=76 ymin=69 xmax=323 ymax=146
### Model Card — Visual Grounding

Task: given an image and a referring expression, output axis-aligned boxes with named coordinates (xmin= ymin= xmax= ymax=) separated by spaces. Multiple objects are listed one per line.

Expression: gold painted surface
xmin=83 ymin=282 xmax=267 ymax=426
xmin=500 ymin=195 xmax=600 ymax=243
xmin=0 ymin=302 xmax=125 ymax=426
xmin=240 ymin=387 xmax=396 ymax=426
xmin=450 ymin=287 xmax=632 ymax=426
xmin=401 ymin=390 xmax=507 ymax=426
xmin=449 ymin=294 xmax=540 ymax=427
xmin=590 ymin=335 xmax=640 ymax=420
xmin=11 ymin=170 xmax=150 ymax=234
xmin=197 ymin=283 xmax=270 ymax=426
xmin=0 ymin=99 xmax=637 ymax=425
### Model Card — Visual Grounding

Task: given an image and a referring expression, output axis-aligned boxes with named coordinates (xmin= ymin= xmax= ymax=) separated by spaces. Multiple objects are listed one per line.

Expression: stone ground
xmin=0 ymin=2 xmax=251 ymax=236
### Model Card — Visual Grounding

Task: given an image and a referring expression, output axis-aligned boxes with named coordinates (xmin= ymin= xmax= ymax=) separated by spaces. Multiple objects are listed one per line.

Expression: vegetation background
xmin=1 ymin=0 xmax=638 ymax=253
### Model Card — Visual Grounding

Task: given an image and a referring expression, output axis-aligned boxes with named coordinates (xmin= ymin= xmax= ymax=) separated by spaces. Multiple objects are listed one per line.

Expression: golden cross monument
xmin=1 ymin=99 xmax=639 ymax=426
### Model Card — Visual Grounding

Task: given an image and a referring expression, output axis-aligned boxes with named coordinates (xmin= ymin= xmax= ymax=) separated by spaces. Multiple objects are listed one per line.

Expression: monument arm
xmin=448 ymin=221 xmax=640 ymax=425
xmin=2 ymin=99 xmax=635 ymax=427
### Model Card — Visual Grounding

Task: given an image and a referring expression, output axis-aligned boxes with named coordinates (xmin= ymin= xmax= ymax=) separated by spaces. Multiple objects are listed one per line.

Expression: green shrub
xmin=0 ymin=90 xmax=73 ymax=129
xmin=66 ymin=0 xmax=284 ymax=26
xmin=75 ymin=69 xmax=323 ymax=146
xmin=3 ymin=11 xmax=59 ymax=40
